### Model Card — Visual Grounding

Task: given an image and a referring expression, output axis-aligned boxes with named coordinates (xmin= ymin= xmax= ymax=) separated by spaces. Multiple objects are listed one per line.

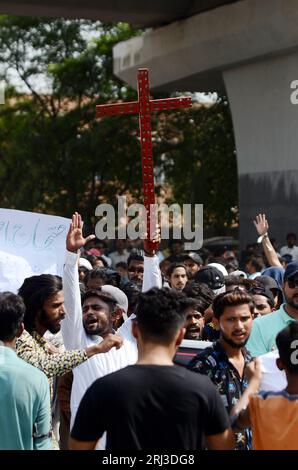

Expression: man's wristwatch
xmin=257 ymin=232 xmax=268 ymax=243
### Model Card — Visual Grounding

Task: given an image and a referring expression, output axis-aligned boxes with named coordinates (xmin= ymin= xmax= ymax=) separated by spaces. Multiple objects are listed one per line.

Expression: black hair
xmin=115 ymin=261 xmax=128 ymax=270
xmin=18 ymin=275 xmax=62 ymax=333
xmin=225 ymin=275 xmax=244 ymax=288
xmin=0 ymin=292 xmax=26 ymax=341
xmin=213 ymin=290 xmax=255 ymax=319
xmin=97 ymin=256 xmax=109 ymax=268
xmin=86 ymin=255 xmax=108 ymax=268
xmin=86 ymin=255 xmax=99 ymax=266
xmin=246 ymin=256 xmax=265 ymax=272
xmin=127 ymin=250 xmax=144 ymax=268
xmin=276 ymin=322 xmax=298 ymax=374
xmin=286 ymin=233 xmax=297 ymax=240
xmin=181 ymin=297 xmax=205 ymax=314
xmin=166 ymin=262 xmax=187 ymax=278
xmin=81 ymin=289 xmax=117 ymax=314
xmin=122 ymin=282 xmax=141 ymax=311
xmin=134 ymin=287 xmax=188 ymax=343
xmin=249 ymin=286 xmax=275 ymax=308
xmin=183 ymin=281 xmax=215 ymax=311
xmin=88 ymin=268 xmax=107 ymax=279
xmin=87 ymin=268 xmax=121 ymax=288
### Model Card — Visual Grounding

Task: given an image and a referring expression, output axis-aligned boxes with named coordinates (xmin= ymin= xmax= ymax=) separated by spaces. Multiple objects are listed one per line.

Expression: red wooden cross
xmin=96 ymin=68 xmax=192 ymax=246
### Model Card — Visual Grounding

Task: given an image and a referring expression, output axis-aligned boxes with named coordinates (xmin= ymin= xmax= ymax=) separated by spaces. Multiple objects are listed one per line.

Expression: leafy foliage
xmin=157 ymin=98 xmax=238 ymax=232
xmin=0 ymin=16 xmax=237 ymax=233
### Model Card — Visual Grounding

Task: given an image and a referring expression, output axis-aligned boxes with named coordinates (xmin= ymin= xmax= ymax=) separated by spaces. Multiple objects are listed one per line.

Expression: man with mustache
xmin=247 ymin=262 xmax=298 ymax=356
xmin=16 ymin=274 xmax=117 ymax=394
xmin=166 ymin=263 xmax=188 ymax=292
xmin=183 ymin=298 xmax=205 ymax=340
xmin=16 ymin=274 xmax=121 ymax=448
xmin=188 ymin=290 xmax=254 ymax=450
xmin=62 ymin=214 xmax=138 ymax=433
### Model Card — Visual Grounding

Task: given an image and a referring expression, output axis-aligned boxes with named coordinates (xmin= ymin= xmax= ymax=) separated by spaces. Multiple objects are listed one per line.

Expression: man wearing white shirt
xmin=279 ymin=233 xmax=298 ymax=262
xmin=108 ymin=239 xmax=130 ymax=268
xmin=62 ymin=213 xmax=162 ymax=429
xmin=258 ymin=350 xmax=287 ymax=392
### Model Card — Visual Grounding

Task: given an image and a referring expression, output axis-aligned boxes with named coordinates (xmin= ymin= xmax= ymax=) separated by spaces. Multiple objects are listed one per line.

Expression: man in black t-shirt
xmin=70 ymin=288 xmax=235 ymax=450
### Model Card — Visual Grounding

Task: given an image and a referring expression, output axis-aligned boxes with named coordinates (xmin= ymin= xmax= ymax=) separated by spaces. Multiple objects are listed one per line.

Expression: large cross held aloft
xmin=96 ymin=68 xmax=192 ymax=246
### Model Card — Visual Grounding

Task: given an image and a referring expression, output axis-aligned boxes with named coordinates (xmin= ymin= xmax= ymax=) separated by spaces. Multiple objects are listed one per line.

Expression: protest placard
xmin=0 ymin=209 xmax=70 ymax=292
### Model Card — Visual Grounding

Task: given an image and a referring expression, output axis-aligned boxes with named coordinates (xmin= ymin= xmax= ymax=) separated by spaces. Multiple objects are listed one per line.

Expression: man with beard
xmin=247 ymin=262 xmax=298 ymax=357
xmin=62 ymin=214 xmax=139 ymax=433
xmin=127 ymin=251 xmax=144 ymax=286
xmin=166 ymin=263 xmax=188 ymax=292
xmin=16 ymin=275 xmax=121 ymax=394
xmin=16 ymin=274 xmax=121 ymax=447
xmin=188 ymin=290 xmax=254 ymax=450
xmin=183 ymin=298 xmax=205 ymax=340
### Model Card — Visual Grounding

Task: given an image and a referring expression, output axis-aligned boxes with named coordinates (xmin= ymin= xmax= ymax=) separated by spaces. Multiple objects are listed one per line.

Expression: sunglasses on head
xmin=287 ymin=276 xmax=298 ymax=289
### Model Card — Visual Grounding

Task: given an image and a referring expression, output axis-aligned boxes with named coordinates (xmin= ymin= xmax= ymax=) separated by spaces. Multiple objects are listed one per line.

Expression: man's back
xmin=0 ymin=347 xmax=51 ymax=450
xmin=249 ymin=390 xmax=298 ymax=450
xmin=71 ymin=364 xmax=229 ymax=450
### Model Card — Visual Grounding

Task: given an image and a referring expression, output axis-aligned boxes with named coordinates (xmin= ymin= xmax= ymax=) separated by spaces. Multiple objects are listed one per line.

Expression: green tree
xmin=156 ymin=97 xmax=238 ymax=233
xmin=0 ymin=15 xmax=237 ymax=234
xmin=0 ymin=17 xmax=142 ymax=228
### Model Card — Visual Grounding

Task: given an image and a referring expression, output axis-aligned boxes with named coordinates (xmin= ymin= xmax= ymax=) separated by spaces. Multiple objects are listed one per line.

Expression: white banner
xmin=0 ymin=209 xmax=70 ymax=293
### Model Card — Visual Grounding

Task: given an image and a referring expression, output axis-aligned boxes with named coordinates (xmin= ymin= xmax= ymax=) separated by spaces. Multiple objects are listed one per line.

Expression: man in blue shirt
xmin=0 ymin=292 xmax=51 ymax=450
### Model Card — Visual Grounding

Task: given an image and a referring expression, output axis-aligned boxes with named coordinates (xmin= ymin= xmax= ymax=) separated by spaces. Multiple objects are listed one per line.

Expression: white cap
xmin=79 ymin=258 xmax=93 ymax=271
xmin=208 ymin=262 xmax=228 ymax=277
xmin=101 ymin=285 xmax=128 ymax=314
xmin=230 ymin=270 xmax=247 ymax=279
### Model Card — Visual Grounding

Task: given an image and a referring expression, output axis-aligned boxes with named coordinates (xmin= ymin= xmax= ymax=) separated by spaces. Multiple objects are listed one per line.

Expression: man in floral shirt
xmin=188 ymin=290 xmax=254 ymax=450
xmin=16 ymin=274 xmax=122 ymax=398
xmin=16 ymin=273 xmax=122 ymax=447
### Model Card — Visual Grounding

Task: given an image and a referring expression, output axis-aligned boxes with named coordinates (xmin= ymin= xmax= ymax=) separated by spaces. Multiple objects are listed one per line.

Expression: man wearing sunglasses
xmin=247 ymin=262 xmax=298 ymax=357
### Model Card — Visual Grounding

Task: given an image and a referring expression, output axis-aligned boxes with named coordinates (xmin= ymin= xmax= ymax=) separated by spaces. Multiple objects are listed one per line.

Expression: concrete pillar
xmin=223 ymin=52 xmax=298 ymax=248
xmin=114 ymin=1 xmax=298 ymax=248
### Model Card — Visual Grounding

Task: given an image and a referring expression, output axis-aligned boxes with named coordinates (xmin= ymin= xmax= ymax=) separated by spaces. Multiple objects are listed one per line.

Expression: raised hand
xmin=253 ymin=213 xmax=269 ymax=237
xmin=66 ymin=212 xmax=95 ymax=253
xmin=143 ymin=224 xmax=161 ymax=256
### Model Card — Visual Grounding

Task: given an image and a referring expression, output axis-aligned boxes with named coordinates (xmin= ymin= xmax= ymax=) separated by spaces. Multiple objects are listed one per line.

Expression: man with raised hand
xmin=62 ymin=213 xmax=131 ymax=431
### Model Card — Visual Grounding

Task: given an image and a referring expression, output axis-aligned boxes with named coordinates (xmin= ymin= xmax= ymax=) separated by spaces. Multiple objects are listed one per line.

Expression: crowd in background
xmin=1 ymin=212 xmax=298 ymax=451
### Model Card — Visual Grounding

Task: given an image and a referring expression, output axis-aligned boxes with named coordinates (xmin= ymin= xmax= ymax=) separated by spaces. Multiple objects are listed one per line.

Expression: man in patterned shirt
xmin=188 ymin=290 xmax=254 ymax=450
xmin=16 ymin=274 xmax=122 ymax=394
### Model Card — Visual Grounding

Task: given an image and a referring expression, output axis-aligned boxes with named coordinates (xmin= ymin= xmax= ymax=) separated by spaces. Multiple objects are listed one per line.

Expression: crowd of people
xmin=1 ymin=212 xmax=298 ymax=450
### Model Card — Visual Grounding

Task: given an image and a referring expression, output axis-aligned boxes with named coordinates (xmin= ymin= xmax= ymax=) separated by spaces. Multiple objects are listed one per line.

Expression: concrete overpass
xmin=1 ymin=0 xmax=298 ymax=247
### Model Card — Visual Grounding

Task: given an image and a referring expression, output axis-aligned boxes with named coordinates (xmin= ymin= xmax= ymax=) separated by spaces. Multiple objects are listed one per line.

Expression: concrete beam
xmin=223 ymin=51 xmax=298 ymax=246
xmin=0 ymin=0 xmax=238 ymax=27
xmin=114 ymin=0 xmax=298 ymax=92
